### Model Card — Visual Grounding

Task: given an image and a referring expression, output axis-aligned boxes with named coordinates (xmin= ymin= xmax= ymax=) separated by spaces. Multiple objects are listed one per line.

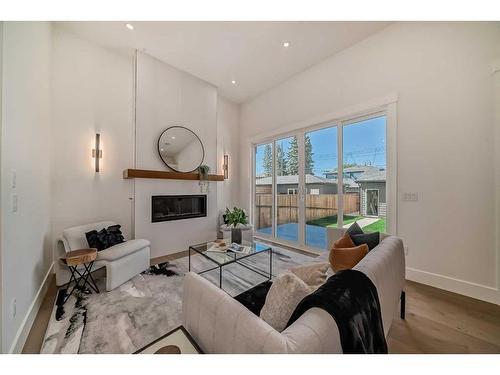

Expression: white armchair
xmin=55 ymin=221 xmax=151 ymax=291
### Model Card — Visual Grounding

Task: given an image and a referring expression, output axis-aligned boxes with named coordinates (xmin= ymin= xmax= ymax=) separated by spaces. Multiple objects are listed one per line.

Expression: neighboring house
xmin=256 ymin=174 xmax=341 ymax=195
xmin=256 ymin=174 xmax=359 ymax=195
xmin=324 ymin=165 xmax=386 ymax=218
xmin=255 ymin=169 xmax=385 ymax=218
xmin=356 ymin=169 xmax=387 ymax=218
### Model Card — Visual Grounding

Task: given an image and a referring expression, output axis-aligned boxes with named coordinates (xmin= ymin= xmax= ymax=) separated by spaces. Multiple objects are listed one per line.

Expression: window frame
xmin=250 ymin=101 xmax=397 ymax=253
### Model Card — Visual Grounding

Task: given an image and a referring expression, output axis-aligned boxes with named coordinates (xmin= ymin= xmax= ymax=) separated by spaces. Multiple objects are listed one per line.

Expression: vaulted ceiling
xmin=56 ymin=21 xmax=390 ymax=103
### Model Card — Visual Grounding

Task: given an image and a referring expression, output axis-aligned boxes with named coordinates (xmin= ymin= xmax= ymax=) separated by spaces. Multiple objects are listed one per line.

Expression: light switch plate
xmin=11 ymin=298 xmax=16 ymax=318
xmin=12 ymin=194 xmax=18 ymax=212
xmin=402 ymin=192 xmax=419 ymax=202
xmin=11 ymin=170 xmax=16 ymax=188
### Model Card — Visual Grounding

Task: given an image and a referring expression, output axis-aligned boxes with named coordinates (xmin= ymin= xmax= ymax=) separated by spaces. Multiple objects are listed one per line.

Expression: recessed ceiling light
xmin=125 ymin=23 xmax=134 ymax=30
xmin=231 ymin=80 xmax=236 ymax=85
xmin=282 ymin=41 xmax=290 ymax=48
xmin=171 ymin=136 xmax=176 ymax=139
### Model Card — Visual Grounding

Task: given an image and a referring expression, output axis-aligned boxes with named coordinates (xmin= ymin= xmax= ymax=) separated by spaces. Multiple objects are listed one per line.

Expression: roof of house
xmin=324 ymin=165 xmax=380 ymax=175
xmin=256 ymin=174 xmax=359 ymax=188
xmin=356 ymin=169 xmax=386 ymax=182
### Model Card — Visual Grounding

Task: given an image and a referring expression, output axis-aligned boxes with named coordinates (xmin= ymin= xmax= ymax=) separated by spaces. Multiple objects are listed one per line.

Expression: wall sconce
xmin=223 ymin=154 xmax=229 ymax=179
xmin=92 ymin=133 xmax=102 ymax=172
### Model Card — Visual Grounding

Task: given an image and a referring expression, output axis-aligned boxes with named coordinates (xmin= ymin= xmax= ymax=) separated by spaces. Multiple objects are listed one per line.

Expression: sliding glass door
xmin=253 ymin=113 xmax=388 ymax=252
xmin=275 ymin=136 xmax=299 ymax=244
xmin=342 ymin=115 xmax=387 ymax=233
xmin=304 ymin=126 xmax=338 ymax=249
xmin=254 ymin=143 xmax=273 ymax=236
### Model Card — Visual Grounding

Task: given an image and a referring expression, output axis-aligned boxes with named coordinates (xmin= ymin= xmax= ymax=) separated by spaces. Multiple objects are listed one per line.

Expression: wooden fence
xmin=255 ymin=193 xmax=360 ymax=229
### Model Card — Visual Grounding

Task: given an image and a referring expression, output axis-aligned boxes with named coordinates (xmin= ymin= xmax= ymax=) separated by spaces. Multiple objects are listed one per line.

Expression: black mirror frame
xmin=157 ymin=126 xmax=205 ymax=173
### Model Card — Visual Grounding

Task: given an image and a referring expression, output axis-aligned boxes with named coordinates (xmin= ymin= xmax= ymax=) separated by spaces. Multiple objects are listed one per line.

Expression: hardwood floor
xmin=22 ymin=273 xmax=500 ymax=353
xmin=22 ymin=274 xmax=58 ymax=354
xmin=387 ymin=281 xmax=500 ymax=353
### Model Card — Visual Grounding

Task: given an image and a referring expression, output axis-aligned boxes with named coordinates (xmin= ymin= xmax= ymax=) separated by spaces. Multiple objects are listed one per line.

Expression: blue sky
xmin=256 ymin=115 xmax=386 ymax=176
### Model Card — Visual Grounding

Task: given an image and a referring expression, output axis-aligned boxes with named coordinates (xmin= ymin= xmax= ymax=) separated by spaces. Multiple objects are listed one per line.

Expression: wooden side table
xmin=60 ymin=248 xmax=100 ymax=304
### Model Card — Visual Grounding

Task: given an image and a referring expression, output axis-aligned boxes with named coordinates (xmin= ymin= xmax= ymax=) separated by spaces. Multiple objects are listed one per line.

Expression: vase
xmin=231 ymin=228 xmax=242 ymax=244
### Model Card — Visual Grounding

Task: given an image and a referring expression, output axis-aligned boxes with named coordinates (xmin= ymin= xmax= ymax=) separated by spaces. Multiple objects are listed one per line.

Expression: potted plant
xmin=198 ymin=165 xmax=210 ymax=192
xmin=224 ymin=207 xmax=248 ymax=244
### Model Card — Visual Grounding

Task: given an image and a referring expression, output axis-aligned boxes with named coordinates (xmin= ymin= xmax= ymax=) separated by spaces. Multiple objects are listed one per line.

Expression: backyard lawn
xmin=307 ymin=214 xmax=386 ymax=233
xmin=362 ymin=218 xmax=386 ymax=233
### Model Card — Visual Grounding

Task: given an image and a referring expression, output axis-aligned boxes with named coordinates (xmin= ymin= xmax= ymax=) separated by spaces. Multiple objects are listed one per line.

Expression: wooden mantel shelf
xmin=123 ymin=169 xmax=224 ymax=181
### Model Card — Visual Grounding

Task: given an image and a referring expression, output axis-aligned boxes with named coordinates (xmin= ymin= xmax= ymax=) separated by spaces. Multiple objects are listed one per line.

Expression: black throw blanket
xmin=286 ymin=269 xmax=387 ymax=354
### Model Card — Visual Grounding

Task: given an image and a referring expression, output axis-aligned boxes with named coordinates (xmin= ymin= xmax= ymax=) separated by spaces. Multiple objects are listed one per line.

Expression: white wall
xmin=217 ymin=96 xmax=241 ymax=212
xmin=495 ymin=60 xmax=500 ymax=299
xmin=0 ymin=21 xmax=4 ymax=354
xmin=51 ymin=30 xmax=241 ymax=259
xmin=134 ymin=52 xmax=219 ymax=257
xmin=1 ymin=22 xmax=52 ymax=351
xmin=240 ymin=22 xmax=500 ymax=303
xmin=51 ymin=27 xmax=135 ymax=242
xmin=0 ymin=24 xmax=242 ymax=350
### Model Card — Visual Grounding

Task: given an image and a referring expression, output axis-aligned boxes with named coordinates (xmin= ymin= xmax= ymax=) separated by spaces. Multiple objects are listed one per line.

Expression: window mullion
xmin=337 ymin=123 xmax=344 ymax=230
xmin=272 ymin=140 xmax=277 ymax=239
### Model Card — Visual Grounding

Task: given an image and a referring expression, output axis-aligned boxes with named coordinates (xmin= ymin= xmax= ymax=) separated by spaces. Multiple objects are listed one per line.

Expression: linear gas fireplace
xmin=152 ymin=195 xmax=207 ymax=223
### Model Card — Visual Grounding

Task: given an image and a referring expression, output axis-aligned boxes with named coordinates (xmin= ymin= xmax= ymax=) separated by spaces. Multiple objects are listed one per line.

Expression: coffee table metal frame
xmin=188 ymin=241 xmax=273 ymax=290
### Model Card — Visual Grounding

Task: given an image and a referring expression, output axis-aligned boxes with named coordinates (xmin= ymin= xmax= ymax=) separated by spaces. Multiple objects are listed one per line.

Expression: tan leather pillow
xmin=332 ymin=233 xmax=356 ymax=249
xmin=329 ymin=244 xmax=369 ymax=272
xmin=289 ymin=262 xmax=330 ymax=289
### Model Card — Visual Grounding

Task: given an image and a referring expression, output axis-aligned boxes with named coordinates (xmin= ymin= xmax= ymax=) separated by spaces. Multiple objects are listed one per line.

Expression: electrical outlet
xmin=11 ymin=298 xmax=16 ymax=318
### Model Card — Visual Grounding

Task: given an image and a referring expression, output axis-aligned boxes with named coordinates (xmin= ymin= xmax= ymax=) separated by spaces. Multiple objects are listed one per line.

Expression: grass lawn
xmin=363 ymin=218 xmax=386 ymax=233
xmin=307 ymin=214 xmax=386 ymax=232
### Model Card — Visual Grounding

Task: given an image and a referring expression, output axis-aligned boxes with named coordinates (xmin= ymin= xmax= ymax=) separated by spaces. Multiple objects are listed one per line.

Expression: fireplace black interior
xmin=152 ymin=195 xmax=207 ymax=223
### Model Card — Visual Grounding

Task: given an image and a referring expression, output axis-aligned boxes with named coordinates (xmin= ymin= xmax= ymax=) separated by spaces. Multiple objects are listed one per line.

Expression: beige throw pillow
xmin=260 ymin=272 xmax=313 ymax=332
xmin=289 ymin=262 xmax=330 ymax=289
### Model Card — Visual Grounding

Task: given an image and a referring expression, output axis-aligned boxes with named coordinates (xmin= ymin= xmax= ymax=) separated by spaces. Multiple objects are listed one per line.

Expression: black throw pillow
xmin=234 ymin=280 xmax=273 ymax=316
xmin=350 ymin=232 xmax=380 ymax=251
xmin=85 ymin=225 xmax=125 ymax=251
xmin=105 ymin=224 xmax=125 ymax=248
xmin=346 ymin=221 xmax=364 ymax=236
xmin=85 ymin=229 xmax=103 ymax=250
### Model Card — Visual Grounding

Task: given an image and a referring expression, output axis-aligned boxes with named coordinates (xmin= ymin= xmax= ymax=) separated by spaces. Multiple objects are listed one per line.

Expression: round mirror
xmin=157 ymin=126 xmax=205 ymax=173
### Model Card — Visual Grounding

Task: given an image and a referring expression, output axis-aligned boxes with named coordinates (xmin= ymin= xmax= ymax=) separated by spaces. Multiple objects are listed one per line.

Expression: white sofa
xmin=182 ymin=235 xmax=405 ymax=353
xmin=55 ymin=221 xmax=151 ymax=291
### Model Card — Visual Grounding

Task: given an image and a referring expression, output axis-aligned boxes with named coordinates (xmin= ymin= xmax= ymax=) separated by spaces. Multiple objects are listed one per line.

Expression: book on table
xmin=227 ymin=243 xmax=251 ymax=255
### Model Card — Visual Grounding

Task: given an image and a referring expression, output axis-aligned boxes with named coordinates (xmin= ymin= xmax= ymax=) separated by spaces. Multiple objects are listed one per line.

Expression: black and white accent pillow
xmin=85 ymin=224 xmax=125 ymax=251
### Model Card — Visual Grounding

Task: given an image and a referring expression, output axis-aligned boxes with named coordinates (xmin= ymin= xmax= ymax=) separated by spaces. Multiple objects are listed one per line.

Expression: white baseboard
xmin=406 ymin=267 xmax=500 ymax=305
xmin=8 ymin=262 xmax=54 ymax=354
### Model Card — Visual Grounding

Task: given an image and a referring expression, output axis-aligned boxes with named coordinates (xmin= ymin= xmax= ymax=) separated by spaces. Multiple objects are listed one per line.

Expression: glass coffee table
xmin=188 ymin=240 xmax=273 ymax=290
